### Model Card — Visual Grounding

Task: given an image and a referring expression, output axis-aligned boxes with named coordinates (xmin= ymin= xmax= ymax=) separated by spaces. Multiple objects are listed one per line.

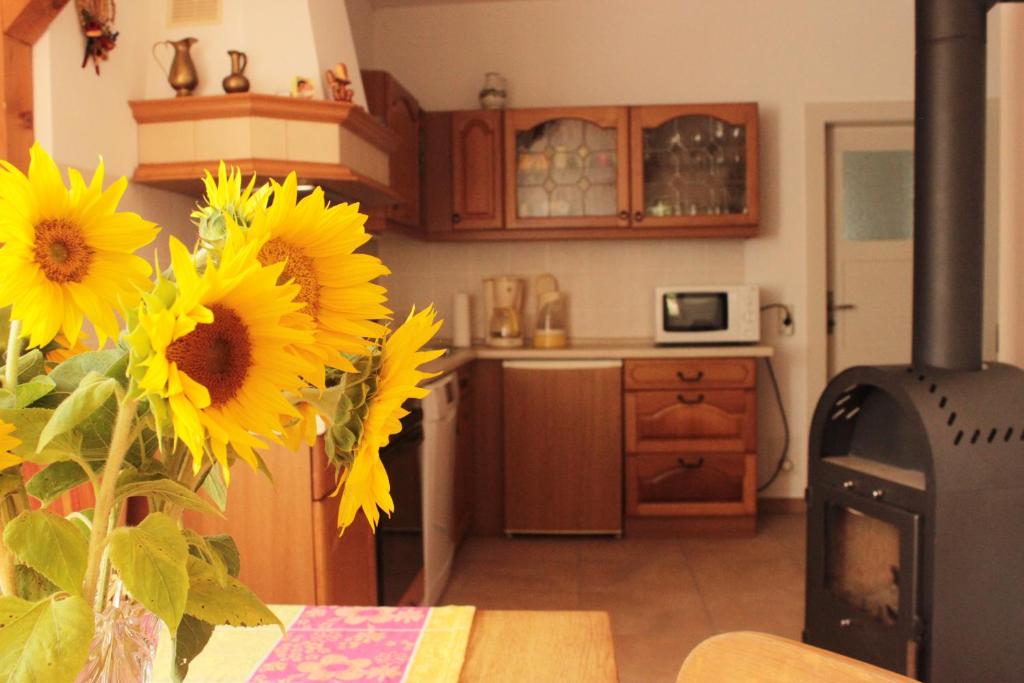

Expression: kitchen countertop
xmin=424 ymin=339 xmax=774 ymax=376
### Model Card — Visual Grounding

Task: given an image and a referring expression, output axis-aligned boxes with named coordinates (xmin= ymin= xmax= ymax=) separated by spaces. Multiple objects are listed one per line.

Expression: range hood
xmin=129 ymin=94 xmax=401 ymax=206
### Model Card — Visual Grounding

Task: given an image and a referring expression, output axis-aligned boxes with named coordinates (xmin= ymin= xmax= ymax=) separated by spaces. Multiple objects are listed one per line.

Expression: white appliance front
xmin=420 ymin=372 xmax=459 ymax=605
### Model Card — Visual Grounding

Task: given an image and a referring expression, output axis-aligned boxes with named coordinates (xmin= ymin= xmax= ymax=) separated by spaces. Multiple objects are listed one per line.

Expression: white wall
xmin=143 ymin=0 xmax=367 ymax=107
xmin=33 ymin=2 xmax=197 ymax=256
xmin=365 ymin=0 xmax=925 ymax=499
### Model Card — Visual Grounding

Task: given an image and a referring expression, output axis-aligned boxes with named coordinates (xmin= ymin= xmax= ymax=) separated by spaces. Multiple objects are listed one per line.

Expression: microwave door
xmin=665 ymin=293 xmax=728 ymax=333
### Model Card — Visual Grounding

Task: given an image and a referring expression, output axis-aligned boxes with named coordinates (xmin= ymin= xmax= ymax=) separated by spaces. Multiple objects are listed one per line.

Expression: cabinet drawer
xmin=624 ymin=358 xmax=755 ymax=390
xmin=626 ymin=452 xmax=756 ymax=516
xmin=625 ymin=389 xmax=756 ymax=453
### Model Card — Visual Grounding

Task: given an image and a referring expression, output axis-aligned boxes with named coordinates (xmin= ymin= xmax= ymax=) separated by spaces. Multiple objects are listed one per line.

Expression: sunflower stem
xmin=83 ymin=395 xmax=138 ymax=605
xmin=3 ymin=319 xmax=22 ymax=390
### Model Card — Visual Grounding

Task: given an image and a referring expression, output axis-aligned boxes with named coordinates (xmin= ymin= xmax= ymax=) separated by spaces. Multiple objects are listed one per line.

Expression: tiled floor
xmin=440 ymin=513 xmax=806 ymax=683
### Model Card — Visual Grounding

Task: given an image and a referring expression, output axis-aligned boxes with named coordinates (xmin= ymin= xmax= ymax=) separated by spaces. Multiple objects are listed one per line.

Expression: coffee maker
xmin=483 ymin=276 xmax=524 ymax=348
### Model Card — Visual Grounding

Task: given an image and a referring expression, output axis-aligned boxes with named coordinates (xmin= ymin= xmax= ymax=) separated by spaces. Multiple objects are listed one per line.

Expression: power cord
xmin=760 ymin=302 xmax=793 ymax=327
xmin=756 ymin=356 xmax=790 ymax=492
xmin=756 ymin=302 xmax=793 ymax=492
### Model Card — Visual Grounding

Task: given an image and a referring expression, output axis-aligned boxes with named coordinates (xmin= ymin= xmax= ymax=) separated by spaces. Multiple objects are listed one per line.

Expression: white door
xmin=827 ymin=123 xmax=914 ymax=376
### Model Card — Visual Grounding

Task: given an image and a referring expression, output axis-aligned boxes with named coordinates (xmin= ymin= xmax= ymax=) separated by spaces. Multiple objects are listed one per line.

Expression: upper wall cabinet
xmin=630 ymin=103 xmax=759 ymax=231
xmin=504 ymin=107 xmax=630 ymax=230
xmin=362 ymin=70 xmax=422 ymax=229
xmin=452 ymin=110 xmax=503 ymax=230
xmin=419 ymin=101 xmax=759 ymax=240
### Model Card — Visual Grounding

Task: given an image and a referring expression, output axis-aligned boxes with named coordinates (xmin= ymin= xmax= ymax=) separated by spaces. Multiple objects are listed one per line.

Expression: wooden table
xmin=461 ymin=610 xmax=619 ymax=682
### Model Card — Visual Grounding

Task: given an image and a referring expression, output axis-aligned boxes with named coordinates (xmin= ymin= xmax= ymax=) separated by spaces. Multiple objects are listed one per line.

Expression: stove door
xmin=805 ymin=483 xmax=922 ymax=677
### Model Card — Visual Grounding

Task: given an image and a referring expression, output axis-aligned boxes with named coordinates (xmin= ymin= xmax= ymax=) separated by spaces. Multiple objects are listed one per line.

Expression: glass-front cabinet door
xmin=629 ymin=103 xmax=759 ymax=231
xmin=504 ymin=106 xmax=630 ymax=229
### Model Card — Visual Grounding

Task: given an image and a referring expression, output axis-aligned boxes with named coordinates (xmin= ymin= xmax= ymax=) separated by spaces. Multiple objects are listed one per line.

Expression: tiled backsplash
xmin=376 ymin=232 xmax=746 ymax=341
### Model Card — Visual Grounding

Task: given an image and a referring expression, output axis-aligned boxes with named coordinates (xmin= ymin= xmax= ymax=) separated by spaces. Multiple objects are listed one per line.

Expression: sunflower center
xmin=166 ymin=304 xmax=252 ymax=406
xmin=258 ymin=238 xmax=320 ymax=316
xmin=33 ymin=218 xmax=94 ymax=283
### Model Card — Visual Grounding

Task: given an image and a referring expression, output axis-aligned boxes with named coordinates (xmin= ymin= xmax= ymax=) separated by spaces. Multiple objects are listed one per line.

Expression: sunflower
xmin=0 ymin=419 xmax=21 ymax=470
xmin=0 ymin=143 xmax=158 ymax=348
xmin=191 ymin=162 xmax=270 ymax=247
xmin=335 ymin=307 xmax=443 ymax=533
xmin=239 ymin=173 xmax=391 ymax=385
xmin=45 ymin=331 xmax=92 ymax=364
xmin=130 ymin=235 xmax=314 ymax=476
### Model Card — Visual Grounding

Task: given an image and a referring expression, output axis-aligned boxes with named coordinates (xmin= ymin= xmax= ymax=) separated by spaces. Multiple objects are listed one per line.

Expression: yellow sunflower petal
xmin=0 ymin=143 xmax=159 ymax=348
xmin=335 ymin=307 xmax=442 ymax=534
xmin=0 ymin=420 xmax=22 ymax=470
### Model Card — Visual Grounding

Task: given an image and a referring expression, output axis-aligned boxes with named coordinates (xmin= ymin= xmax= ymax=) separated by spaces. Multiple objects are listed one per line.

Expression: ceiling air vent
xmin=167 ymin=0 xmax=221 ymax=27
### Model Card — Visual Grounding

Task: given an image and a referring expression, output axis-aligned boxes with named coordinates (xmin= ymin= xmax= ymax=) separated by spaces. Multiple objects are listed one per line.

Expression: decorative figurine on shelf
xmin=325 ymin=63 xmax=355 ymax=102
xmin=76 ymin=0 xmax=118 ymax=74
xmin=292 ymin=76 xmax=317 ymax=99
xmin=222 ymin=50 xmax=250 ymax=93
xmin=479 ymin=72 xmax=507 ymax=109
xmin=153 ymin=37 xmax=199 ymax=96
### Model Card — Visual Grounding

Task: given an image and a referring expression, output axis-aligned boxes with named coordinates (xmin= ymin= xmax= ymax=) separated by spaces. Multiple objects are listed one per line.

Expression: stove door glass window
xmin=826 ymin=504 xmax=900 ymax=625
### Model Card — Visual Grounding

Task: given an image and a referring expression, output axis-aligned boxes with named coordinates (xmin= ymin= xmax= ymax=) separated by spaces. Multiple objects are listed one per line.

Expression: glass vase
xmin=75 ymin=576 xmax=160 ymax=683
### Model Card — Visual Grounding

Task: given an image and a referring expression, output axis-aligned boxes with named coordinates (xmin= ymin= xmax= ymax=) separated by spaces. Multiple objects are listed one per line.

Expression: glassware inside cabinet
xmin=640 ymin=114 xmax=749 ymax=218
xmin=514 ymin=118 xmax=619 ymax=219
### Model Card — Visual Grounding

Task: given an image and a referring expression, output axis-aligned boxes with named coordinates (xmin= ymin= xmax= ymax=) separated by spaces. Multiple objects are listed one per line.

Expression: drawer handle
xmin=676 ymin=370 xmax=704 ymax=383
xmin=677 ymin=457 xmax=705 ymax=470
xmin=676 ymin=393 xmax=705 ymax=405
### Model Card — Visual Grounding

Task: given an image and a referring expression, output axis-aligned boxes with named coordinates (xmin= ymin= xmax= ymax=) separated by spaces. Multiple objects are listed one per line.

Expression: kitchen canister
xmin=453 ymin=292 xmax=472 ymax=347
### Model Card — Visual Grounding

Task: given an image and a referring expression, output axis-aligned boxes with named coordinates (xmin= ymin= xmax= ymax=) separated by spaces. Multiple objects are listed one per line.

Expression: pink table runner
xmin=155 ymin=605 xmax=475 ymax=683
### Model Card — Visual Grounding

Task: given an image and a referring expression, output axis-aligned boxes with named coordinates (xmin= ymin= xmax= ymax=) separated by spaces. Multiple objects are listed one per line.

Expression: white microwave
xmin=655 ymin=285 xmax=760 ymax=345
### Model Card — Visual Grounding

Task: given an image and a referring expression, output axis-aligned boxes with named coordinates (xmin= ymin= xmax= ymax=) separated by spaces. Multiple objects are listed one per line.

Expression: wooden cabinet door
xmin=362 ymin=70 xmax=421 ymax=228
xmin=503 ymin=361 xmax=623 ymax=533
xmin=504 ymin=106 xmax=630 ymax=230
xmin=629 ymin=103 xmax=759 ymax=233
xmin=625 ymin=389 xmax=756 ymax=453
xmin=452 ymin=110 xmax=503 ymax=230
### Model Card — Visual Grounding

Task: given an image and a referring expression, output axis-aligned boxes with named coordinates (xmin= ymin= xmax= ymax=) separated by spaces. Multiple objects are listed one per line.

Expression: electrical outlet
xmin=778 ymin=307 xmax=795 ymax=337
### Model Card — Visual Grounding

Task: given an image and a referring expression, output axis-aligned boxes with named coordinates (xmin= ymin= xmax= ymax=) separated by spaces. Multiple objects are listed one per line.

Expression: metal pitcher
xmin=153 ymin=37 xmax=199 ymax=97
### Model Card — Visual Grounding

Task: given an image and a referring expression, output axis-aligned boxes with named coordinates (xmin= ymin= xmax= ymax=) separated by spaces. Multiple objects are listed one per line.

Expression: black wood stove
xmin=804 ymin=1 xmax=1024 ymax=681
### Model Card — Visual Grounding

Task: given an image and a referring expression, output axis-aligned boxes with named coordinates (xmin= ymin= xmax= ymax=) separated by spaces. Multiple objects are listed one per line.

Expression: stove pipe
xmin=911 ymin=0 xmax=997 ymax=371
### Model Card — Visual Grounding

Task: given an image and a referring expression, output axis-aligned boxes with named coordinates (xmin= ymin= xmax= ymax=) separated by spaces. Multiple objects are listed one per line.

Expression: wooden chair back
xmin=677 ymin=632 xmax=916 ymax=683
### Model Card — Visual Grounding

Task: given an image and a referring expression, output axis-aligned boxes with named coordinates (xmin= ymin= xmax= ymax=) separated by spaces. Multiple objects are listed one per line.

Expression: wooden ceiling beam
xmin=3 ymin=0 xmax=68 ymax=44
xmin=0 ymin=0 xmax=68 ymax=169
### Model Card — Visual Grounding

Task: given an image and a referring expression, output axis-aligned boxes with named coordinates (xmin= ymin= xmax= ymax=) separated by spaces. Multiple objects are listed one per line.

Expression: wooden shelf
xmin=129 ymin=94 xmax=401 ymax=206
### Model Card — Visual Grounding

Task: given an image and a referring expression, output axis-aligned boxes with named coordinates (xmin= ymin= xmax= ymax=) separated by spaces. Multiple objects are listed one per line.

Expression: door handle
xmin=830 ymin=303 xmax=856 ymax=312
xmin=677 ymin=457 xmax=705 ymax=470
xmin=827 ymin=290 xmax=856 ymax=335
xmin=676 ymin=393 xmax=705 ymax=405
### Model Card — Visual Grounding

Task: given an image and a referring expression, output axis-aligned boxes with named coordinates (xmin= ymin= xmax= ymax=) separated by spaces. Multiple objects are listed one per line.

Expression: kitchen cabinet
xmin=362 ymin=70 xmax=422 ymax=229
xmin=629 ymin=103 xmax=759 ymax=231
xmin=504 ymin=106 xmax=631 ymax=230
xmin=503 ymin=360 xmax=623 ymax=534
xmin=624 ymin=358 xmax=758 ymax=535
xmin=452 ymin=110 xmax=504 ymax=230
xmin=419 ymin=102 xmax=759 ymax=240
xmin=183 ymin=439 xmax=377 ymax=605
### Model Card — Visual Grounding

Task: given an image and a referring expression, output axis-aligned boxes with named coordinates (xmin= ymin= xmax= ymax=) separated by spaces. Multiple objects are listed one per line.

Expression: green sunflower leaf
xmin=14 ymin=565 xmax=59 ymax=602
xmin=205 ymin=534 xmax=241 ymax=578
xmin=13 ymin=375 xmax=56 ymax=409
xmin=201 ymin=466 xmax=228 ymax=512
xmin=37 ymin=375 xmax=117 ymax=453
xmin=107 ymin=512 xmax=189 ymax=630
xmin=171 ymin=615 xmax=215 ymax=683
xmin=2 ymin=510 xmax=88 ymax=597
xmin=114 ymin=479 xmax=223 ymax=518
xmin=0 ymin=594 xmax=94 ymax=683
xmin=0 ymin=408 xmax=81 ymax=465
xmin=25 ymin=460 xmax=94 ymax=506
xmin=47 ymin=350 xmax=124 ymax=393
xmin=14 ymin=350 xmax=44 ymax=384
xmin=183 ymin=556 xmax=281 ymax=630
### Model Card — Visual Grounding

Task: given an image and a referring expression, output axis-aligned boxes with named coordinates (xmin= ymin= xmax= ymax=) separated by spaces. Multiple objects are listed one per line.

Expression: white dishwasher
xmin=420 ymin=372 xmax=459 ymax=605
